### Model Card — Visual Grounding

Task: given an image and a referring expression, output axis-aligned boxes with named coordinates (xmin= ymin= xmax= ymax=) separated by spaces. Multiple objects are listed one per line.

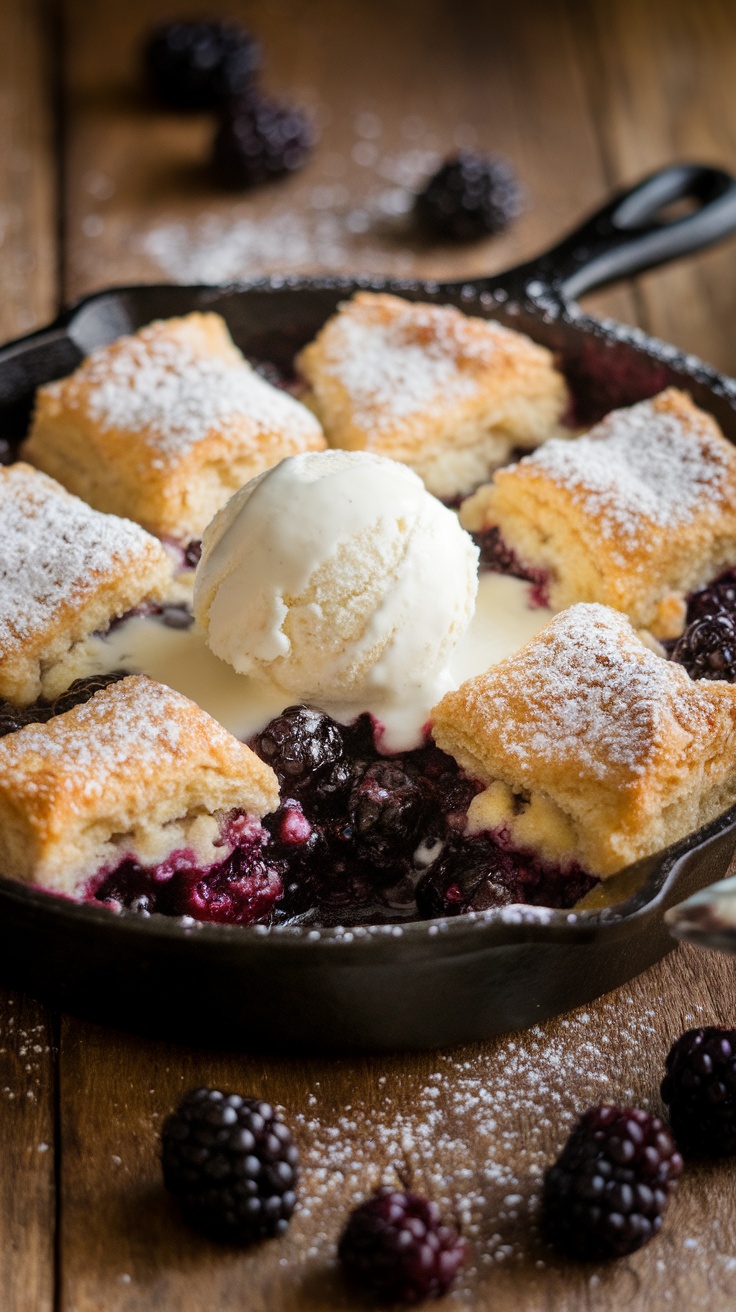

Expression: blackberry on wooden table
xmin=144 ymin=20 xmax=260 ymax=109
xmin=542 ymin=1104 xmax=682 ymax=1259
xmin=212 ymin=94 xmax=315 ymax=188
xmin=338 ymin=1186 xmax=468 ymax=1303
xmin=415 ymin=151 xmax=523 ymax=242
xmin=161 ymin=1088 xmax=299 ymax=1242
xmin=661 ymin=1026 xmax=736 ymax=1155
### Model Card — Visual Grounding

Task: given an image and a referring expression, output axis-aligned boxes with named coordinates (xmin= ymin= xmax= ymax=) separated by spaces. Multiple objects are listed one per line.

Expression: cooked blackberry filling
xmin=250 ymin=708 xmax=594 ymax=927
xmin=672 ymin=613 xmax=736 ymax=681
xmin=0 ymin=672 xmax=127 ymax=739
xmin=415 ymin=834 xmax=595 ymax=918
xmin=686 ymin=568 xmax=736 ymax=624
xmin=91 ymin=815 xmax=283 ymax=926
xmin=474 ymin=526 xmax=550 ymax=607
xmin=82 ymin=704 xmax=594 ymax=929
xmin=671 ymin=567 xmax=736 ymax=681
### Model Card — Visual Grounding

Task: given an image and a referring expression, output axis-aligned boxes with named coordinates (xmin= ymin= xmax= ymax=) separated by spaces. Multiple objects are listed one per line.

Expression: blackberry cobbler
xmin=3 ymin=296 xmax=736 ymax=933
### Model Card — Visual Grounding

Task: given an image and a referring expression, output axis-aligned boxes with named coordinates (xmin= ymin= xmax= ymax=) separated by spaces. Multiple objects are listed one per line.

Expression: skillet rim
xmin=2 ymin=271 xmax=736 ymax=956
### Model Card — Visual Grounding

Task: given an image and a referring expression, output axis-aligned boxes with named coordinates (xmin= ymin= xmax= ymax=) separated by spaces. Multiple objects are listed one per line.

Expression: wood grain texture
xmin=0 ymin=4 xmax=58 ymax=1311
xmin=573 ymin=0 xmax=736 ymax=374
xmin=57 ymin=946 xmax=736 ymax=1310
xmin=5 ymin=0 xmax=736 ymax=1307
xmin=0 ymin=0 xmax=57 ymax=334
xmin=61 ymin=0 xmax=633 ymax=320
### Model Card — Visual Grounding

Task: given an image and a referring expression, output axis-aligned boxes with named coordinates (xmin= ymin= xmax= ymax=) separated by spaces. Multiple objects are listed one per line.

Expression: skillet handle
xmin=483 ymin=164 xmax=736 ymax=305
xmin=0 ymin=321 xmax=80 ymax=409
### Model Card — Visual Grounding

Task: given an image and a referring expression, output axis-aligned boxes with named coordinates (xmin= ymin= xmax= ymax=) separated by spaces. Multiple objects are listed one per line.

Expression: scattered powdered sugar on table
xmin=278 ymin=993 xmax=736 ymax=1303
xmin=135 ymin=129 xmax=443 ymax=283
xmin=527 ymin=392 xmax=731 ymax=538
xmin=139 ymin=210 xmax=361 ymax=284
xmin=290 ymin=996 xmax=665 ymax=1287
xmin=0 ymin=1013 xmax=50 ymax=1107
xmin=0 ymin=464 xmax=156 ymax=650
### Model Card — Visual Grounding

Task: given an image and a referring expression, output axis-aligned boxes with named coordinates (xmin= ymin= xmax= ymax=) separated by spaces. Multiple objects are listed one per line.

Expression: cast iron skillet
xmin=2 ymin=163 xmax=736 ymax=1053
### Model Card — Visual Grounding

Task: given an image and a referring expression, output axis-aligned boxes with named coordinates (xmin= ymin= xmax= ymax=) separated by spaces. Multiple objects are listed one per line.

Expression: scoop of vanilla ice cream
xmin=193 ymin=450 xmax=479 ymax=704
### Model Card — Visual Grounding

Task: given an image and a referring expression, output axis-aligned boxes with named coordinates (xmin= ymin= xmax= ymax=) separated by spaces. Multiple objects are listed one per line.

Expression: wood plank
xmin=57 ymin=945 xmax=736 ymax=1310
xmin=56 ymin=1 xmax=736 ymax=1308
xmin=0 ymin=3 xmax=59 ymax=1310
xmin=573 ymin=0 xmax=736 ymax=375
xmin=0 ymin=0 xmax=57 ymax=334
xmin=61 ymin=0 xmax=633 ymax=321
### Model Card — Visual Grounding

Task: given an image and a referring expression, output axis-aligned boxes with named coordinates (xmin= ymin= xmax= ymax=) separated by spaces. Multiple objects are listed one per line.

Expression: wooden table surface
xmin=3 ymin=1 xmax=736 ymax=1307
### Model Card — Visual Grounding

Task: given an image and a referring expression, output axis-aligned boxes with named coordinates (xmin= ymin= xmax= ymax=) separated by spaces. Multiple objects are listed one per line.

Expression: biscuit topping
xmin=305 ymin=294 xmax=522 ymax=432
xmin=0 ymin=674 xmax=277 ymax=810
xmin=47 ymin=325 xmax=320 ymax=463
xmin=451 ymin=604 xmax=716 ymax=777
xmin=527 ymin=391 xmax=730 ymax=535
xmin=0 ymin=464 xmax=159 ymax=650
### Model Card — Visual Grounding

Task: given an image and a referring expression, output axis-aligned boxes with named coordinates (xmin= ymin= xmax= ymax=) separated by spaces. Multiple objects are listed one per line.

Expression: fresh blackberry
xmin=252 ymin=706 xmax=349 ymax=812
xmin=338 ymin=1187 xmax=468 ymax=1303
xmin=212 ymin=95 xmax=315 ymax=188
xmin=348 ymin=761 xmax=429 ymax=871
xmin=687 ymin=569 xmax=736 ymax=624
xmin=661 ymin=1026 xmax=736 ymax=1155
xmin=0 ymin=438 xmax=12 ymax=465
xmin=543 ymin=1105 xmax=682 ymax=1259
xmin=144 ymin=20 xmax=260 ymax=110
xmin=161 ymin=1087 xmax=298 ymax=1242
xmin=672 ymin=612 xmax=736 ymax=681
xmin=415 ymin=151 xmax=523 ymax=242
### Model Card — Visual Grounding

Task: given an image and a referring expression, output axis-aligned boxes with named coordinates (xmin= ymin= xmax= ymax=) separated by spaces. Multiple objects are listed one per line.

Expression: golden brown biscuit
xmin=432 ymin=603 xmax=736 ymax=878
xmin=296 ymin=292 xmax=569 ymax=499
xmin=0 ymin=674 xmax=279 ymax=894
xmin=24 ymin=312 xmax=326 ymax=543
xmin=0 ymin=463 xmax=172 ymax=705
xmin=460 ymin=389 xmax=736 ymax=640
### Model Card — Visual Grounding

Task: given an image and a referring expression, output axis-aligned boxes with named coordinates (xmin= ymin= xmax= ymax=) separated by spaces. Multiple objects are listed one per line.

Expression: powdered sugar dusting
xmin=0 ymin=465 xmax=156 ymax=652
xmin=459 ymin=604 xmax=712 ymax=778
xmin=528 ymin=392 xmax=730 ymax=539
xmin=53 ymin=326 xmax=320 ymax=464
xmin=306 ymin=296 xmax=512 ymax=433
xmin=0 ymin=677 xmax=201 ymax=797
